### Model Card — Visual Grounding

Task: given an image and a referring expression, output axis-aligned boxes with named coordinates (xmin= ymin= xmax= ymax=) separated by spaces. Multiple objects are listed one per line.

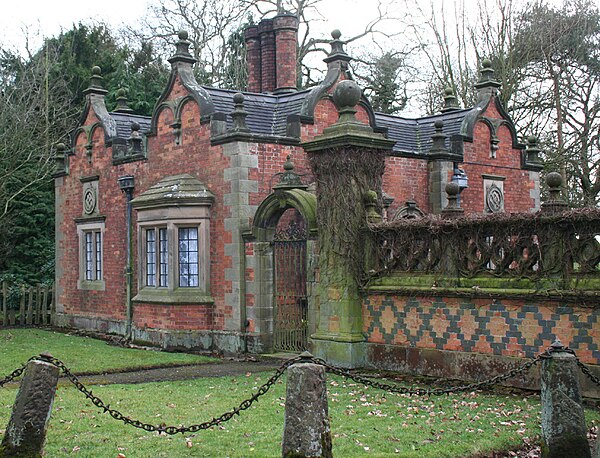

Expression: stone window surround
xmin=76 ymin=217 xmax=106 ymax=291
xmin=133 ymin=206 xmax=213 ymax=305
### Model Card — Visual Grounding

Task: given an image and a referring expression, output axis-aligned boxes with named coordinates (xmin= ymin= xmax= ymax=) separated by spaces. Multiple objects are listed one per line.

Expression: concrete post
xmin=0 ymin=355 xmax=59 ymax=457
xmin=541 ymin=341 xmax=591 ymax=458
xmin=282 ymin=357 xmax=332 ymax=458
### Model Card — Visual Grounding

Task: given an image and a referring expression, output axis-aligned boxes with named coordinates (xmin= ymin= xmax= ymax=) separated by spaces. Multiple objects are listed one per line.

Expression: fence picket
xmin=1 ymin=282 xmax=6 ymax=326
xmin=19 ymin=286 xmax=25 ymax=325
xmin=42 ymin=286 xmax=49 ymax=325
xmin=26 ymin=287 xmax=33 ymax=325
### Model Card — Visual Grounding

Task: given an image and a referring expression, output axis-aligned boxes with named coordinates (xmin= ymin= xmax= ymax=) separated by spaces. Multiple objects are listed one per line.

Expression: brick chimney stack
xmin=244 ymin=13 xmax=299 ymax=94
xmin=273 ymin=13 xmax=299 ymax=93
xmin=244 ymin=25 xmax=261 ymax=93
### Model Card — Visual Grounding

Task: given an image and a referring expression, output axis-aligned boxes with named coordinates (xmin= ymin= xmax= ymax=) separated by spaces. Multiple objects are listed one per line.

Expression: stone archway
xmin=247 ymin=187 xmax=318 ymax=353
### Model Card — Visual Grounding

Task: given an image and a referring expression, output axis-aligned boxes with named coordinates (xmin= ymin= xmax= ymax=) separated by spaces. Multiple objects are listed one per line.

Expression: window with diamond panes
xmin=178 ymin=227 xmax=199 ymax=287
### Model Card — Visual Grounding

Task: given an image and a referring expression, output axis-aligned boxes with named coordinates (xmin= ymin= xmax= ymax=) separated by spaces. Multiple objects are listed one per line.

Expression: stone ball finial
xmin=283 ymin=155 xmax=294 ymax=171
xmin=117 ymin=88 xmax=126 ymax=98
xmin=178 ymin=30 xmax=189 ymax=40
xmin=527 ymin=135 xmax=538 ymax=145
xmin=331 ymin=29 xmax=341 ymax=40
xmin=131 ymin=121 xmax=140 ymax=132
xmin=482 ymin=58 xmax=492 ymax=69
xmin=445 ymin=181 xmax=460 ymax=196
xmin=546 ymin=171 xmax=563 ymax=189
xmin=333 ymin=80 xmax=362 ymax=109
xmin=233 ymin=92 xmax=245 ymax=105
xmin=444 ymin=86 xmax=454 ymax=96
xmin=434 ymin=120 xmax=444 ymax=130
xmin=56 ymin=142 xmax=66 ymax=152
xmin=91 ymin=66 xmax=102 ymax=76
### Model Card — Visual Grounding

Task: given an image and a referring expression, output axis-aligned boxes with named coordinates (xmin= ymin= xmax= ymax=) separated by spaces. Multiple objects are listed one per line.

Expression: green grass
xmin=1 ymin=373 xmax=598 ymax=457
xmin=0 ymin=328 xmax=215 ymax=374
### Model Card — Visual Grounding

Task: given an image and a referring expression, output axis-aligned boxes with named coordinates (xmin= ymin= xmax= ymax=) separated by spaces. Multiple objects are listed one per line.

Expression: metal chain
xmin=35 ymin=354 xmax=301 ymax=435
xmin=0 ymin=357 xmax=37 ymax=388
xmin=4 ymin=350 xmax=541 ymax=434
xmin=576 ymin=359 xmax=600 ymax=387
xmin=301 ymin=354 xmax=542 ymax=396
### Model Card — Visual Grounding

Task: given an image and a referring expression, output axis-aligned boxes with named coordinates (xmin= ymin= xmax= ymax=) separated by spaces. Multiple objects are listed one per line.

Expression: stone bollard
xmin=0 ymin=353 xmax=59 ymax=458
xmin=540 ymin=340 xmax=591 ymax=458
xmin=282 ymin=354 xmax=332 ymax=458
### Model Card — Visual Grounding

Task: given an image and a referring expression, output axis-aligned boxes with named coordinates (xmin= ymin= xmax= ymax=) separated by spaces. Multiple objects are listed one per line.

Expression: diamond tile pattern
xmin=364 ymin=296 xmax=600 ymax=364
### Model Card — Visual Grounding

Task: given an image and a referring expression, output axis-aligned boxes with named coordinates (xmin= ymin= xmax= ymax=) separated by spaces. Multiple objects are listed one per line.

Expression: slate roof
xmin=375 ymin=108 xmax=471 ymax=155
xmin=107 ymin=89 xmax=474 ymax=156
xmin=205 ymin=87 xmax=310 ymax=137
xmin=110 ymin=112 xmax=152 ymax=138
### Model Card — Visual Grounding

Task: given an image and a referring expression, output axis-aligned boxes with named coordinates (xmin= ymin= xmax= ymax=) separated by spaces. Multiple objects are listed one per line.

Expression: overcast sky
xmin=0 ymin=0 xmax=395 ymax=53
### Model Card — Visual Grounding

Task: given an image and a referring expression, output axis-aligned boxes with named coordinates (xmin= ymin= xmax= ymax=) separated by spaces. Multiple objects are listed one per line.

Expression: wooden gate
xmin=272 ymin=216 xmax=308 ymax=353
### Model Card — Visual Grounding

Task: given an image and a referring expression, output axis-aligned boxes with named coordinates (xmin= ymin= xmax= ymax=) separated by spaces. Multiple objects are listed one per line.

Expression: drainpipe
xmin=118 ymin=175 xmax=135 ymax=341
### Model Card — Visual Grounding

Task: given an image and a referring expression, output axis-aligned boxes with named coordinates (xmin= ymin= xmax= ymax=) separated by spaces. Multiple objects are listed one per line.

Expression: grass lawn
xmin=1 ymin=371 xmax=598 ymax=457
xmin=0 ymin=328 xmax=215 ymax=374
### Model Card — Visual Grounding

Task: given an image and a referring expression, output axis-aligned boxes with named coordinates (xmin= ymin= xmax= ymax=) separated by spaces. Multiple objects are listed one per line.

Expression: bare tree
xmin=0 ymin=46 xmax=73 ymax=222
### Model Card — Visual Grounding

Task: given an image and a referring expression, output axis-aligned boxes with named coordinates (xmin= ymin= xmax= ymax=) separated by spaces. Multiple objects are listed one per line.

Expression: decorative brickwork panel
xmin=364 ymin=294 xmax=600 ymax=364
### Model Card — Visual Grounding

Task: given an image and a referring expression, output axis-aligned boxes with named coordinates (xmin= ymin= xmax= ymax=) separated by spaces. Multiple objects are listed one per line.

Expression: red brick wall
xmin=460 ymin=103 xmax=535 ymax=213
xmin=382 ymin=156 xmax=429 ymax=215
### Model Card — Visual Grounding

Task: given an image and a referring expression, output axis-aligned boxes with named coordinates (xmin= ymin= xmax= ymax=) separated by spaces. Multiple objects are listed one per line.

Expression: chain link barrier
xmin=0 ymin=356 xmax=38 ymax=388
xmin=3 ymin=346 xmax=600 ymax=435
xmin=36 ymin=354 xmax=302 ymax=435
xmin=299 ymin=354 xmax=542 ymax=396
xmin=576 ymin=359 xmax=600 ymax=388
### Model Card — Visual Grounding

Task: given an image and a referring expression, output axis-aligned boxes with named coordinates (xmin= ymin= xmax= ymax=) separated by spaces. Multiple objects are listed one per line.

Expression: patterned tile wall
xmin=364 ymin=295 xmax=600 ymax=364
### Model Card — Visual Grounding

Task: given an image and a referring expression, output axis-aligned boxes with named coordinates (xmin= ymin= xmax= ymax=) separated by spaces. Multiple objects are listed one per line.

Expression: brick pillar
xmin=273 ymin=13 xmax=299 ymax=94
xmin=259 ymin=19 xmax=276 ymax=93
xmin=244 ymin=26 xmax=261 ymax=93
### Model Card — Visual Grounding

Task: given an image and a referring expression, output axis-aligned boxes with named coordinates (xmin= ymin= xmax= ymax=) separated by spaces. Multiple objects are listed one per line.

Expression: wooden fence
xmin=0 ymin=282 xmax=55 ymax=326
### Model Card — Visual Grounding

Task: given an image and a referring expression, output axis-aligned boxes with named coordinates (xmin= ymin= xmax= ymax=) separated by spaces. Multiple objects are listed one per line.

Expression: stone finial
xmin=525 ymin=135 xmax=543 ymax=166
xmin=332 ymin=80 xmax=362 ymax=124
xmin=541 ymin=171 xmax=569 ymax=214
xmin=273 ymin=155 xmax=307 ymax=190
xmin=129 ymin=121 xmax=143 ymax=154
xmin=442 ymin=181 xmax=464 ymax=218
xmin=169 ymin=29 xmax=196 ymax=65
xmin=90 ymin=66 xmax=104 ymax=88
xmin=230 ymin=92 xmax=250 ymax=133
xmin=324 ymin=29 xmax=351 ymax=64
xmin=364 ymin=190 xmax=382 ymax=224
xmin=475 ymin=58 xmax=501 ymax=90
xmin=442 ymin=85 xmax=460 ymax=112
xmin=54 ymin=142 xmax=67 ymax=173
xmin=114 ymin=88 xmax=133 ymax=113
xmin=84 ymin=66 xmax=108 ymax=96
xmin=429 ymin=120 xmax=448 ymax=157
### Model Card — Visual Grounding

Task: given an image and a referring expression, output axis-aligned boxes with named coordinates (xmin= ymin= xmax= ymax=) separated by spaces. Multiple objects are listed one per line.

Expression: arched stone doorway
xmin=245 ymin=176 xmax=318 ymax=354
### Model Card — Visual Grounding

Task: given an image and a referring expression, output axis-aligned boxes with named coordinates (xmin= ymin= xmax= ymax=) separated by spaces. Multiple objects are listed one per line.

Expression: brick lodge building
xmin=54 ymin=13 xmax=544 ymax=357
